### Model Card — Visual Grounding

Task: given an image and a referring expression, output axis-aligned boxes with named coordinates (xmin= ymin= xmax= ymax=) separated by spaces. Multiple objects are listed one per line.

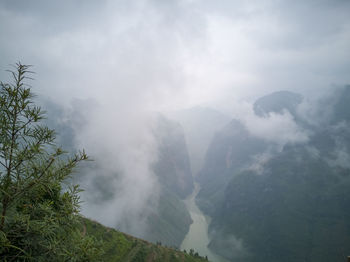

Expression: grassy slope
xmin=81 ymin=217 xmax=208 ymax=262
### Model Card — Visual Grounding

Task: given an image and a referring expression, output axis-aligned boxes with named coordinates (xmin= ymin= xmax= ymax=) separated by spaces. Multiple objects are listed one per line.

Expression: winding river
xmin=180 ymin=183 xmax=229 ymax=262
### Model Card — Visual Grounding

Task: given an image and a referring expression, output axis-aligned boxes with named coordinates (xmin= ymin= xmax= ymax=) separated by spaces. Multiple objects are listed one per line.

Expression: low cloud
xmin=61 ymin=98 xmax=161 ymax=237
xmin=209 ymin=230 xmax=251 ymax=261
xmin=236 ymin=102 xmax=309 ymax=147
xmin=246 ymin=150 xmax=274 ymax=175
xmin=327 ymin=147 xmax=350 ymax=169
xmin=1 ymin=0 xmax=349 ymax=239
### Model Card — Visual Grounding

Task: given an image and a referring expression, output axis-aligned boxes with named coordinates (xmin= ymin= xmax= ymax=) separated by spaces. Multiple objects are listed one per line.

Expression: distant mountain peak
xmin=253 ymin=90 xmax=303 ymax=117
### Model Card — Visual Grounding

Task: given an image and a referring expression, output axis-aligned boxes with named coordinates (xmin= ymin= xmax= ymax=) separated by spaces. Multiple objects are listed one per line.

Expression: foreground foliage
xmin=0 ymin=63 xmax=209 ymax=262
xmin=81 ymin=217 xmax=208 ymax=262
xmin=0 ymin=63 xmax=101 ymax=261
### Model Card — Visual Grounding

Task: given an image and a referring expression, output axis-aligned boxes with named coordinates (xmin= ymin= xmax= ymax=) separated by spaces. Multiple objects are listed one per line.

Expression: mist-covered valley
xmin=39 ymin=86 xmax=350 ymax=261
xmin=1 ymin=0 xmax=350 ymax=261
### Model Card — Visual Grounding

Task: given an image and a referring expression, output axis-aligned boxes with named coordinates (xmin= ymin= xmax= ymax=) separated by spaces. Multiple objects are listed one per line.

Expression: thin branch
xmin=0 ymin=160 xmax=7 ymax=170
xmin=9 ymin=157 xmax=55 ymax=204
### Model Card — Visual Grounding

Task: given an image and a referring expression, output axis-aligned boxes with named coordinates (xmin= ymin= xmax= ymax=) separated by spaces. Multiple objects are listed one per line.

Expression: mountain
xmin=168 ymin=107 xmax=230 ymax=176
xmin=81 ymin=217 xmax=209 ymax=262
xmin=196 ymin=88 xmax=350 ymax=261
xmin=196 ymin=119 xmax=268 ymax=216
xmin=153 ymin=115 xmax=194 ymax=198
xmin=313 ymin=85 xmax=350 ymax=125
xmin=43 ymin=104 xmax=194 ymax=248
xmin=253 ymin=90 xmax=303 ymax=118
xmin=144 ymin=188 xmax=193 ymax=248
xmin=209 ymin=145 xmax=350 ymax=262
xmin=140 ymin=115 xmax=195 ymax=247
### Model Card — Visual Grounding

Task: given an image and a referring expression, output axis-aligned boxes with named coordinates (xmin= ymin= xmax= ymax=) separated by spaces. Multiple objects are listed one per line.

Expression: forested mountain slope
xmin=197 ymin=88 xmax=350 ymax=261
xmin=81 ymin=217 xmax=208 ymax=262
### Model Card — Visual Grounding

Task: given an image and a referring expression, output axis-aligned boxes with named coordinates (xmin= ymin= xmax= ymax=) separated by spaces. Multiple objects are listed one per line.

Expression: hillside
xmin=43 ymin=106 xmax=194 ymax=248
xmin=80 ymin=217 xmax=209 ymax=262
xmin=196 ymin=88 xmax=350 ymax=261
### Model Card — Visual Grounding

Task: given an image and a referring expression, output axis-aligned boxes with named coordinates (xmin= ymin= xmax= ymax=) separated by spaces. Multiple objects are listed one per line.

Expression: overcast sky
xmin=1 ymin=0 xmax=350 ymax=234
xmin=1 ymin=0 xmax=350 ymax=111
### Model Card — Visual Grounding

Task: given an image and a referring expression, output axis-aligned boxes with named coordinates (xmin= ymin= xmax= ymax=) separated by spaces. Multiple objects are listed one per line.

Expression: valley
xmin=44 ymin=87 xmax=350 ymax=262
xmin=2 ymin=1 xmax=350 ymax=261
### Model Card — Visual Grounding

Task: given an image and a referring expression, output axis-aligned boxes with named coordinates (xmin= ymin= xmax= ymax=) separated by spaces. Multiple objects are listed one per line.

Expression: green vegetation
xmin=197 ymin=119 xmax=267 ymax=216
xmin=210 ymin=146 xmax=350 ymax=262
xmin=145 ymin=188 xmax=193 ymax=247
xmin=0 ymin=63 xmax=209 ymax=261
xmin=141 ymin=115 xmax=194 ymax=246
xmin=81 ymin=217 xmax=208 ymax=262
xmin=0 ymin=63 xmax=102 ymax=261
xmin=197 ymin=90 xmax=350 ymax=261
xmin=43 ymin=106 xmax=194 ymax=248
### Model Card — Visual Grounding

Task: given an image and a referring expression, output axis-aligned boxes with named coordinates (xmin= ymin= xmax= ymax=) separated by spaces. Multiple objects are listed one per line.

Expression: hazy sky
xmin=1 ymin=0 xmax=350 ymax=235
xmin=1 ymin=0 xmax=349 ymax=110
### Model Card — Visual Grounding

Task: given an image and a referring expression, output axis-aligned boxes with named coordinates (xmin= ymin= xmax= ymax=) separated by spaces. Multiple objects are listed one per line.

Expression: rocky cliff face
xmin=144 ymin=115 xmax=195 ymax=247
xmin=153 ymin=115 xmax=194 ymax=198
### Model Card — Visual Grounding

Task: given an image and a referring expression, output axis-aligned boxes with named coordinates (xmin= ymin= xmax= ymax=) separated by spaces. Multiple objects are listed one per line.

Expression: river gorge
xmin=180 ymin=183 xmax=229 ymax=262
